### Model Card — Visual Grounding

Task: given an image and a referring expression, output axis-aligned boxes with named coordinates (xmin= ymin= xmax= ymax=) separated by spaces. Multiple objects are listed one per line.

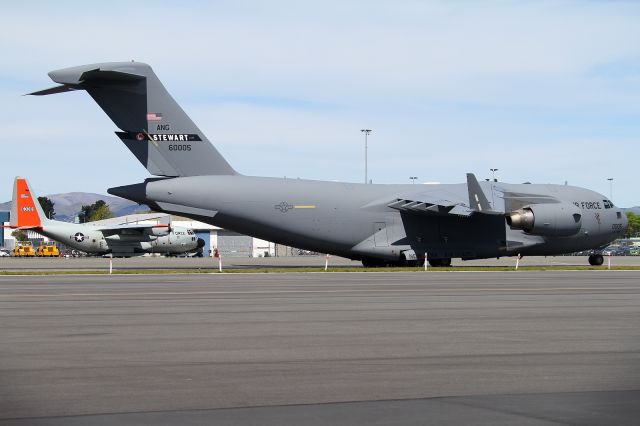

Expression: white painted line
xmin=1 ymin=286 xmax=638 ymax=298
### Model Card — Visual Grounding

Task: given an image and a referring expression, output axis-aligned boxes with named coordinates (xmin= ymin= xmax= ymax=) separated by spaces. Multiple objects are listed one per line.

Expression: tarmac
xmin=1 ymin=271 xmax=639 ymax=425
xmin=1 ymin=254 xmax=640 ymax=271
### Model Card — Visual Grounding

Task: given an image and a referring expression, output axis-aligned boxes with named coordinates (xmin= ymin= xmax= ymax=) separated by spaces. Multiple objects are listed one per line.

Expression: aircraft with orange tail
xmin=6 ymin=177 xmax=204 ymax=257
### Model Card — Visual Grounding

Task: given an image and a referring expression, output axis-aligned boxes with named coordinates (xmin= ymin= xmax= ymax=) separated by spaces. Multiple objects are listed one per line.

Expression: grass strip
xmin=1 ymin=265 xmax=640 ymax=275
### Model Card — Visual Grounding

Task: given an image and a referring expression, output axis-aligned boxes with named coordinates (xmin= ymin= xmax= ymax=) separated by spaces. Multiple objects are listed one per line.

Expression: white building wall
xmin=252 ymin=238 xmax=276 ymax=257
xmin=172 ymin=218 xmax=276 ymax=257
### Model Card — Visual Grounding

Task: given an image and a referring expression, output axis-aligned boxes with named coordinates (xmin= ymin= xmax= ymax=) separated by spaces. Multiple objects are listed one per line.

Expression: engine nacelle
xmin=144 ymin=226 xmax=171 ymax=237
xmin=506 ymin=202 xmax=582 ymax=237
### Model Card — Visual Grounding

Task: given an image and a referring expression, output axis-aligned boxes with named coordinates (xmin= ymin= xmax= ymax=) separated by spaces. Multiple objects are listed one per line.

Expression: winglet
xmin=10 ymin=177 xmax=48 ymax=229
xmin=466 ymin=173 xmax=492 ymax=212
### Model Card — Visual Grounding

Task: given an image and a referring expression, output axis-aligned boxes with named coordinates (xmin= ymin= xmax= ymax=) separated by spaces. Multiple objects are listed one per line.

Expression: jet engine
xmin=505 ymin=202 xmax=582 ymax=237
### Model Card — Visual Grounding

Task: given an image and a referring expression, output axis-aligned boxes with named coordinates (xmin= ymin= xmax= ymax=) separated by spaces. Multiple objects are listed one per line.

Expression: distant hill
xmin=622 ymin=207 xmax=640 ymax=215
xmin=0 ymin=192 xmax=150 ymax=222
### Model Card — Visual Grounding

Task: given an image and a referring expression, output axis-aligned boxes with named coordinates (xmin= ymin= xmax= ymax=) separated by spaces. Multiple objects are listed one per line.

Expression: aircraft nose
xmin=197 ymin=238 xmax=205 ymax=248
xmin=622 ymin=211 xmax=629 ymax=232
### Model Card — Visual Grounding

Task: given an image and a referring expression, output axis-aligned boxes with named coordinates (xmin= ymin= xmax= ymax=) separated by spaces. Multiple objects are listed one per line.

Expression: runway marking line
xmin=0 ymin=286 xmax=637 ymax=298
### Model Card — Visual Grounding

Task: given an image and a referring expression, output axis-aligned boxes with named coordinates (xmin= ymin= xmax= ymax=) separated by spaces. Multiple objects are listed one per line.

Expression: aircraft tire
xmin=428 ymin=259 xmax=442 ymax=267
xmin=428 ymin=258 xmax=452 ymax=267
xmin=588 ymin=254 xmax=604 ymax=266
xmin=362 ymin=258 xmax=384 ymax=268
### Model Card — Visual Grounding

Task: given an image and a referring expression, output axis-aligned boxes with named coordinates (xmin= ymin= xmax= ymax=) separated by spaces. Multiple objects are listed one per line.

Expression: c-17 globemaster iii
xmin=7 ymin=177 xmax=204 ymax=257
xmin=31 ymin=62 xmax=628 ymax=266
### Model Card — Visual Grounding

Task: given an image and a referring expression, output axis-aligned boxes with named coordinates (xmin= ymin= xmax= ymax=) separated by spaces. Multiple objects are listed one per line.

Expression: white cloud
xmin=0 ymin=0 xmax=639 ymax=206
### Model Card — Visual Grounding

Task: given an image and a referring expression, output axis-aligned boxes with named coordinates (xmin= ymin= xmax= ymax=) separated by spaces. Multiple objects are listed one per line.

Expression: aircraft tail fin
xmin=30 ymin=62 xmax=237 ymax=178
xmin=10 ymin=177 xmax=50 ymax=229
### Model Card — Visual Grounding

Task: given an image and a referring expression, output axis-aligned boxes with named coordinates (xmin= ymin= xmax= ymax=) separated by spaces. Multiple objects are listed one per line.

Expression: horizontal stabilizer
xmin=28 ymin=85 xmax=77 ymax=96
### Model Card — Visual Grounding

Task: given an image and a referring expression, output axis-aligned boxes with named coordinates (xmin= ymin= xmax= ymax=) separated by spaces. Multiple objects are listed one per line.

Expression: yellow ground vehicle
xmin=12 ymin=242 xmax=35 ymax=257
xmin=36 ymin=242 xmax=59 ymax=257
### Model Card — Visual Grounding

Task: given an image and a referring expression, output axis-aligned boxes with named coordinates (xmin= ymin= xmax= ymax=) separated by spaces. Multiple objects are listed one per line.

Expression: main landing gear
xmin=428 ymin=258 xmax=452 ymax=267
xmin=361 ymin=258 xmax=387 ymax=268
xmin=588 ymin=254 xmax=604 ymax=266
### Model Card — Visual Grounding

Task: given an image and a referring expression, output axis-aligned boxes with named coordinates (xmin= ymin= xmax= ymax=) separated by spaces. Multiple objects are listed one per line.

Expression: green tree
xmin=79 ymin=200 xmax=113 ymax=223
xmin=11 ymin=229 xmax=28 ymax=242
xmin=626 ymin=212 xmax=640 ymax=238
xmin=90 ymin=202 xmax=113 ymax=221
xmin=37 ymin=196 xmax=55 ymax=220
xmin=79 ymin=203 xmax=93 ymax=223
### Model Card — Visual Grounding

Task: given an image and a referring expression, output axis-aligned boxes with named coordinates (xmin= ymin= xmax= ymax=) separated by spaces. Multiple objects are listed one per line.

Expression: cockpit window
xmin=603 ymin=200 xmax=614 ymax=209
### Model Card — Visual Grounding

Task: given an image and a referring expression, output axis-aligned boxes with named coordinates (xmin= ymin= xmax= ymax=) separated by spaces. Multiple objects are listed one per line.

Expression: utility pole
xmin=409 ymin=176 xmax=418 ymax=184
xmin=607 ymin=178 xmax=613 ymax=200
xmin=490 ymin=168 xmax=498 ymax=182
xmin=361 ymin=129 xmax=372 ymax=184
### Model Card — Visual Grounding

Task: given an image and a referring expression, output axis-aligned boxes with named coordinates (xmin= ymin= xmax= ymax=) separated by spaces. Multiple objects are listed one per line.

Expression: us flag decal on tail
xmin=147 ymin=112 xmax=163 ymax=121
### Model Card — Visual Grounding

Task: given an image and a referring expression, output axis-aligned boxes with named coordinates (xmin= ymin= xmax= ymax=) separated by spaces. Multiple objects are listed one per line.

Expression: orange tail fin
xmin=10 ymin=177 xmax=45 ymax=228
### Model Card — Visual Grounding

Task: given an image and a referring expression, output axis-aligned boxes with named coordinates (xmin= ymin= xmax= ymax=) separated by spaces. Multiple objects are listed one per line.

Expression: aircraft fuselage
xmin=110 ymin=175 xmax=627 ymax=262
xmin=35 ymin=223 xmax=200 ymax=257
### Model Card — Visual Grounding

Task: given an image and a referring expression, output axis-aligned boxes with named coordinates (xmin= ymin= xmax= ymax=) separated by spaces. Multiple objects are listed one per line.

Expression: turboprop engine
xmin=506 ymin=202 xmax=582 ymax=237
xmin=144 ymin=226 xmax=171 ymax=237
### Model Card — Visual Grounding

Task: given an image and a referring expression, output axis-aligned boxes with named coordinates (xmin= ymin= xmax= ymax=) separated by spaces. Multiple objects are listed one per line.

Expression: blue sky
xmin=1 ymin=0 xmax=639 ymax=206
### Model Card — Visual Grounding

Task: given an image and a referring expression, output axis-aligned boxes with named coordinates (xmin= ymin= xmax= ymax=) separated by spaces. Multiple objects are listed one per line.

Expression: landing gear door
xmin=373 ymin=222 xmax=389 ymax=247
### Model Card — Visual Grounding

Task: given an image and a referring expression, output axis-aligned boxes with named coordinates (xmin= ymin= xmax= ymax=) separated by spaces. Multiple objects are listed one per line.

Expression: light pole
xmin=361 ymin=129 xmax=372 ymax=184
xmin=489 ymin=168 xmax=499 ymax=208
xmin=410 ymin=176 xmax=418 ymax=184
xmin=607 ymin=178 xmax=613 ymax=200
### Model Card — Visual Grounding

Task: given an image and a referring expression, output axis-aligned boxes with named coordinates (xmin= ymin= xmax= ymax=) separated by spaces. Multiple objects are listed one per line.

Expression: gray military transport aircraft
xmin=7 ymin=177 xmax=204 ymax=257
xmin=31 ymin=61 xmax=628 ymax=266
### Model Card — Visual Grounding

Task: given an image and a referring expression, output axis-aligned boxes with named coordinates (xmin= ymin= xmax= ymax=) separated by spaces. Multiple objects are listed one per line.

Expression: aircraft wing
xmin=387 ymin=197 xmax=476 ymax=216
xmin=387 ymin=173 xmax=502 ymax=217
xmin=89 ymin=213 xmax=169 ymax=226
xmin=0 ymin=225 xmax=40 ymax=230
xmin=96 ymin=223 xmax=170 ymax=237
